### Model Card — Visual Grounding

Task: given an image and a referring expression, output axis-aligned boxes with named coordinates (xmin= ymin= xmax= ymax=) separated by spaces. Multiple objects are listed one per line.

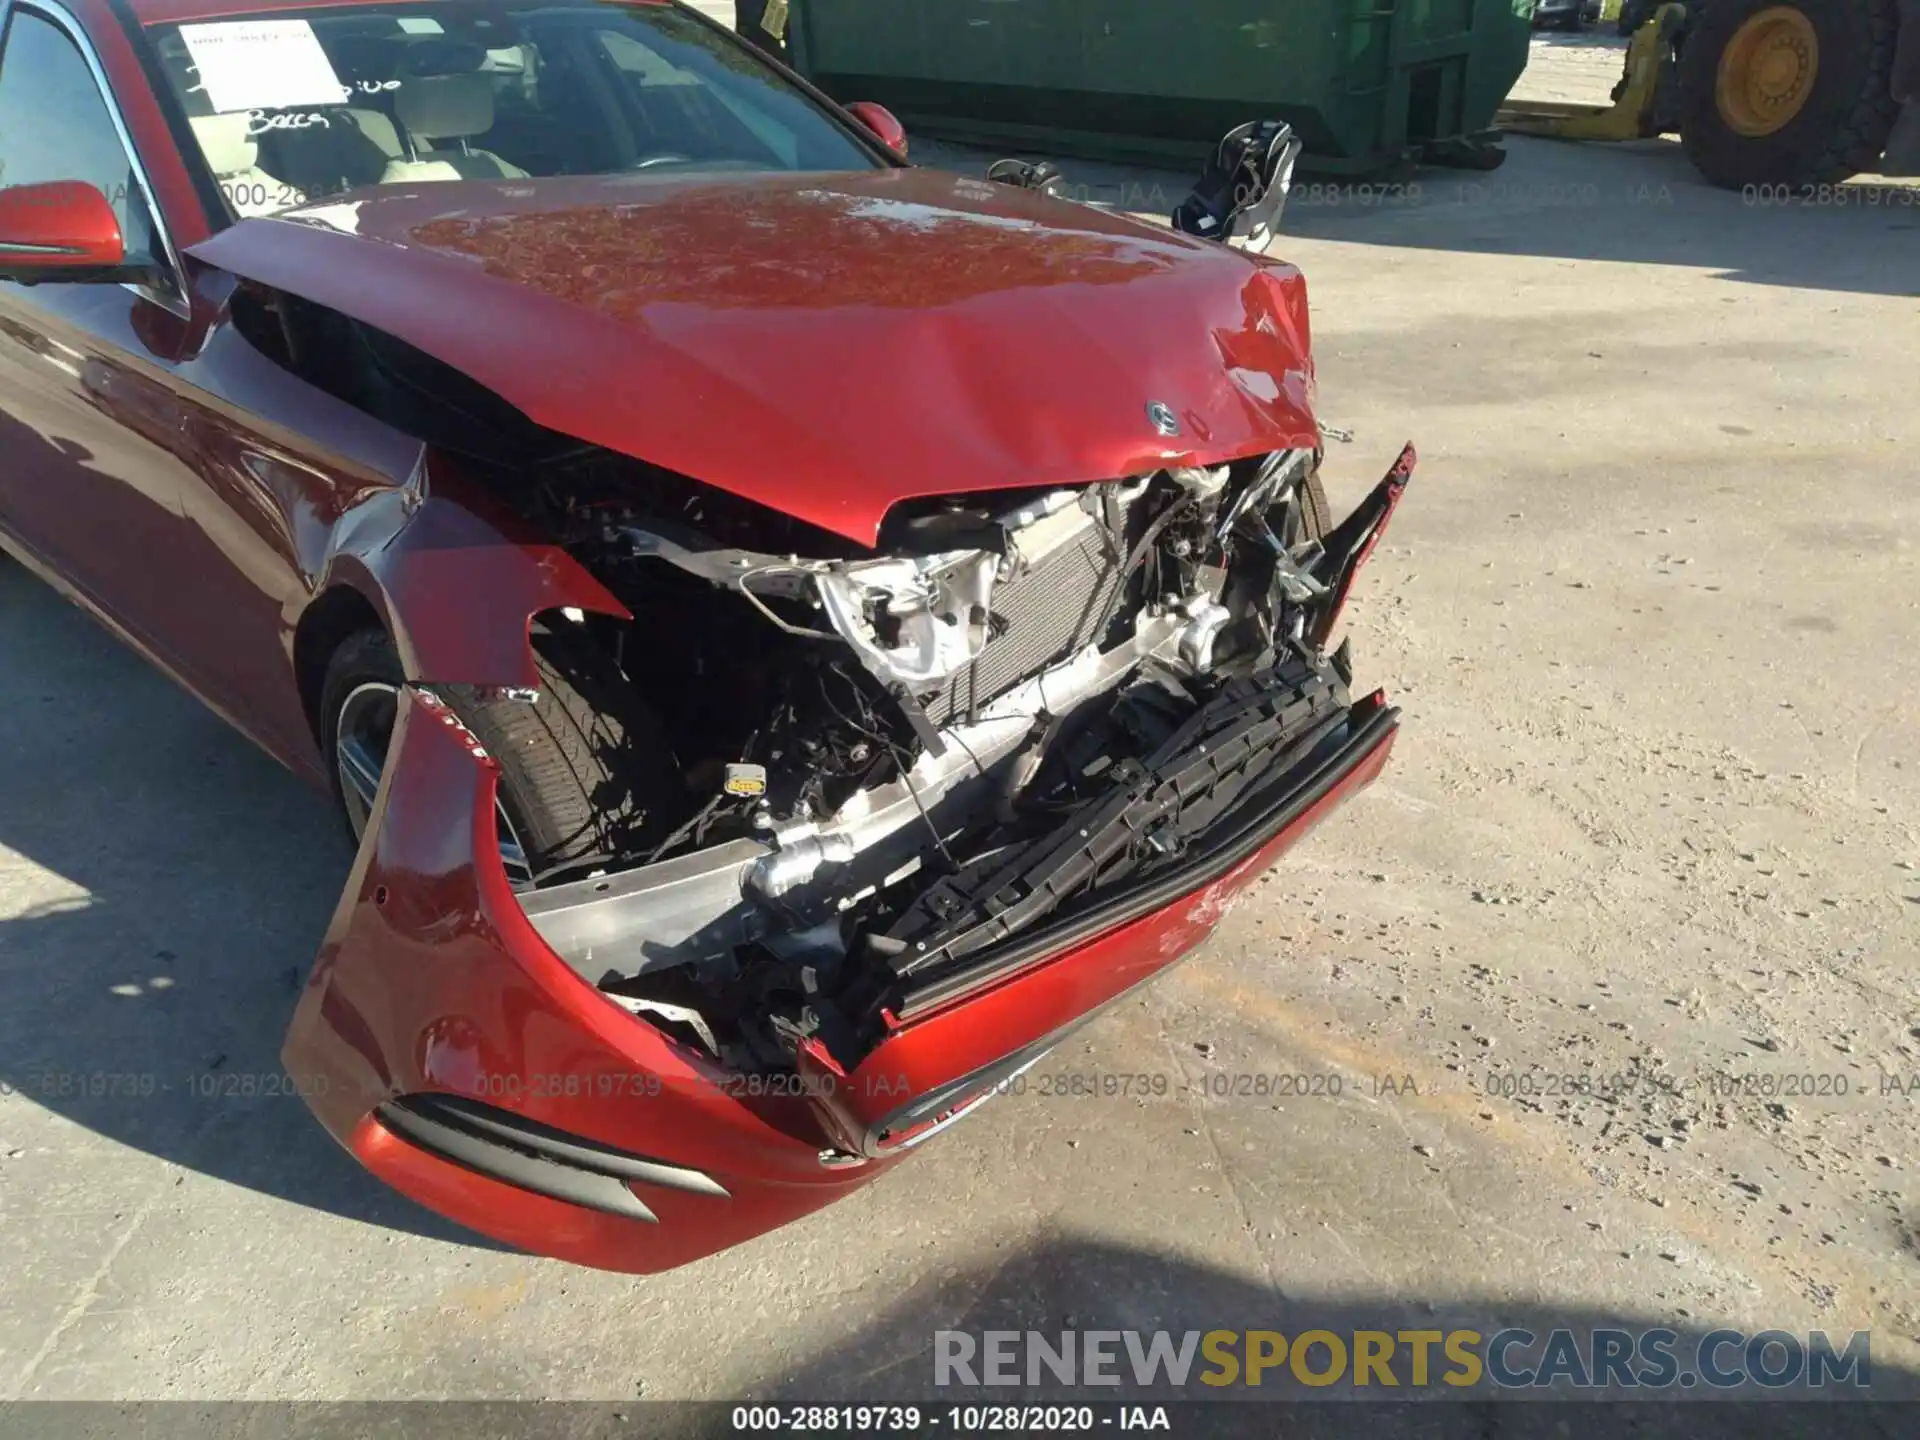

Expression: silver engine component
xmin=751 ymin=831 xmax=859 ymax=900
xmin=1175 ymin=595 xmax=1233 ymax=674
xmin=815 ymin=551 xmax=998 ymax=690
xmin=746 ymin=608 xmax=1185 ymax=904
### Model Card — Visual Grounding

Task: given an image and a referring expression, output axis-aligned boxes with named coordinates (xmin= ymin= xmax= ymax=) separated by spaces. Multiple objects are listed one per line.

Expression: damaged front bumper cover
xmin=807 ymin=689 xmax=1397 ymax=1159
xmin=280 ymin=674 xmax=1395 ymax=1266
xmin=277 ymin=448 xmax=1416 ymax=1272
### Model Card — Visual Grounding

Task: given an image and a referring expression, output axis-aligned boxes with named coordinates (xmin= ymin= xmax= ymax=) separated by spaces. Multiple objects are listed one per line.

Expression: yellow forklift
xmin=1499 ymin=0 xmax=1920 ymax=185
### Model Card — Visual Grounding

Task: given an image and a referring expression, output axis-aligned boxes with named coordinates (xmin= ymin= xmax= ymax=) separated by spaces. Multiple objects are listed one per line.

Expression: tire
xmin=1292 ymin=466 xmax=1333 ymax=545
xmin=1679 ymin=0 xmax=1900 ymax=187
xmin=320 ymin=624 xmax=684 ymax=885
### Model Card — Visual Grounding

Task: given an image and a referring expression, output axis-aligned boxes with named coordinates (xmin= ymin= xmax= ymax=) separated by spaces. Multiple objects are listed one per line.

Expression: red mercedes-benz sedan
xmin=0 ymin=0 xmax=1410 ymax=1271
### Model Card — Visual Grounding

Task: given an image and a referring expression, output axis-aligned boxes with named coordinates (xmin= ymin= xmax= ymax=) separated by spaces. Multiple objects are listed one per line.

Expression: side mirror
xmin=0 ymin=181 xmax=127 ymax=278
xmin=845 ymin=101 xmax=908 ymax=160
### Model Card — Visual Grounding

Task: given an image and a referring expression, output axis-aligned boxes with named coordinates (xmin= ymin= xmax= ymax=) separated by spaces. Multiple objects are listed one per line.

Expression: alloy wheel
xmin=334 ymin=681 xmax=534 ymax=888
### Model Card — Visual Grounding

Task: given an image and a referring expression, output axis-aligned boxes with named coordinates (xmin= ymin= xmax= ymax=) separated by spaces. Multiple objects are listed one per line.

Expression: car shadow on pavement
xmin=0 ymin=557 xmax=502 ymax=1251
xmin=749 ymin=1236 xmax=1914 ymax=1436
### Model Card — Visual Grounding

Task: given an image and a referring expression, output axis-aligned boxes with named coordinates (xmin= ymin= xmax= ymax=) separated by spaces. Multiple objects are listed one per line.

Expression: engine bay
xmin=472 ymin=439 xmax=1408 ymax=1075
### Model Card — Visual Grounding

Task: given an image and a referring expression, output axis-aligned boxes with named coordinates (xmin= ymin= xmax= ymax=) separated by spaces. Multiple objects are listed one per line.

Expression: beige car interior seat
xmin=188 ymin=113 xmax=284 ymax=218
xmin=382 ymin=74 xmax=529 ymax=182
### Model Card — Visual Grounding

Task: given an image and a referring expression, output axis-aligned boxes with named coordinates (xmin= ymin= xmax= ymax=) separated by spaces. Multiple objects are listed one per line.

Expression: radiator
xmin=922 ymin=507 xmax=1128 ymax=727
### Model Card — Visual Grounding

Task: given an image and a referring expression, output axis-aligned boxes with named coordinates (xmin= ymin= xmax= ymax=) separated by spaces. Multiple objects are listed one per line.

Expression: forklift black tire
xmin=1678 ymin=0 xmax=1901 ymax=187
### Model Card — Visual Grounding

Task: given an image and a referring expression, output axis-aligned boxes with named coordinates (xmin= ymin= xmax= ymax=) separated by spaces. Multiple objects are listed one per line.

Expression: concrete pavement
xmin=1 ymin=19 xmax=1917 ymax=1421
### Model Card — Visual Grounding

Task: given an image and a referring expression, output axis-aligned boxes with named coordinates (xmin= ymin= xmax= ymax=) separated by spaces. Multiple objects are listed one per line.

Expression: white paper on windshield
xmin=179 ymin=21 xmax=345 ymax=114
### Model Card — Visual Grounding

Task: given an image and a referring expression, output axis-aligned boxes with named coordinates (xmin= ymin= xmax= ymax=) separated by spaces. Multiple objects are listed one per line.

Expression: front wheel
xmin=319 ymin=624 xmax=685 ymax=889
xmin=1678 ymin=0 xmax=1900 ymax=187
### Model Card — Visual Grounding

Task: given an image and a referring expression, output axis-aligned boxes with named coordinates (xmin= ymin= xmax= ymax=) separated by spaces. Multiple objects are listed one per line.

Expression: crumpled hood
xmin=189 ymin=169 xmax=1317 ymax=545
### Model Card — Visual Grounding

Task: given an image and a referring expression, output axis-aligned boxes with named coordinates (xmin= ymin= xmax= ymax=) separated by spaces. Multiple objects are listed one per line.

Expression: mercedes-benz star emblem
xmin=1147 ymin=401 xmax=1181 ymax=438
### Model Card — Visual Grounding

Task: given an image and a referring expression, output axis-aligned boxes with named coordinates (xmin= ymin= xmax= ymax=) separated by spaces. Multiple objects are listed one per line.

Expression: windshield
xmin=148 ymin=3 xmax=881 ymax=219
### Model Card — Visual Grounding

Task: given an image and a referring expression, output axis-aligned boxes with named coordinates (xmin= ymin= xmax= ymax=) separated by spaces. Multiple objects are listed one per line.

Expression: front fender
xmin=309 ymin=453 xmax=630 ymax=690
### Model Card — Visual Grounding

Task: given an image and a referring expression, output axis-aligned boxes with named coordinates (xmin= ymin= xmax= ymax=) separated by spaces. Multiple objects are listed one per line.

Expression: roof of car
xmin=126 ymin=0 xmax=664 ymax=27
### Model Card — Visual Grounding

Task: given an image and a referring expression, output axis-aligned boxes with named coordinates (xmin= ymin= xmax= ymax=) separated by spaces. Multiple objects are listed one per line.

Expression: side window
xmin=0 ymin=8 xmax=160 ymax=266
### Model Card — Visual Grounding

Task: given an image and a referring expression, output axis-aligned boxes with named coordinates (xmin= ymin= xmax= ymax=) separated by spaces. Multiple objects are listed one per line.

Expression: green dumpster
xmin=787 ymin=0 xmax=1532 ymax=176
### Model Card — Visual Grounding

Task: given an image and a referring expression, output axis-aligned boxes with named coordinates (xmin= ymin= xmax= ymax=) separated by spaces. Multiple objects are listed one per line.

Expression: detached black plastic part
xmin=984 ymin=119 xmax=1305 ymax=246
xmin=882 ymin=656 xmax=1352 ymax=974
xmin=892 ymin=693 xmax=1401 ymax=1022
xmin=986 ymin=157 xmax=1068 ymax=197
xmin=1172 ymin=120 xmax=1304 ymax=244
